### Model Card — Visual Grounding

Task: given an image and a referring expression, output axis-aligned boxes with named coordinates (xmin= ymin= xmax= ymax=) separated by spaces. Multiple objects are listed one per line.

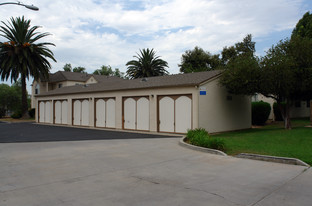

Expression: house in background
xmin=34 ymin=70 xmax=251 ymax=134
xmin=31 ymin=71 xmax=124 ymax=108
xmin=252 ymin=94 xmax=311 ymax=120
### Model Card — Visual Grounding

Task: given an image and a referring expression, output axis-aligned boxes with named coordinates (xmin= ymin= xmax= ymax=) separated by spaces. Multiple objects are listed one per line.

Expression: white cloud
xmin=0 ymin=0 xmax=309 ymax=79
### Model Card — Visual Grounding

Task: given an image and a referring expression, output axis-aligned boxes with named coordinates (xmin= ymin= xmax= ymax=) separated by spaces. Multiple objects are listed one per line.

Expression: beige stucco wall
xmin=35 ymin=86 xmax=199 ymax=132
xmin=198 ymin=77 xmax=251 ymax=133
xmin=290 ymin=100 xmax=311 ymax=118
xmin=85 ymin=76 xmax=97 ymax=84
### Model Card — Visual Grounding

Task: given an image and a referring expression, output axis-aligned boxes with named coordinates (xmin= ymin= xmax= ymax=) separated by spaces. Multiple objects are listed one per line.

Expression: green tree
xmin=93 ymin=65 xmax=125 ymax=78
xmin=292 ymin=12 xmax=312 ymax=39
xmin=126 ymin=48 xmax=169 ymax=79
xmin=219 ymin=34 xmax=260 ymax=96
xmin=0 ymin=16 xmax=56 ymax=118
xmin=221 ymin=34 xmax=255 ymax=65
xmin=73 ymin=66 xmax=86 ymax=73
xmin=179 ymin=46 xmax=221 ymax=73
xmin=220 ymin=35 xmax=312 ymax=129
xmin=0 ymin=82 xmax=23 ymax=117
xmin=260 ymin=37 xmax=312 ymax=129
xmin=63 ymin=63 xmax=72 ymax=72
xmin=93 ymin=65 xmax=113 ymax=76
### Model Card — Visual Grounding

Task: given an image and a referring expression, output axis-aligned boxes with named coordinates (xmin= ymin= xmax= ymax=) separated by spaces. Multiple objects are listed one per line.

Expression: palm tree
xmin=0 ymin=16 xmax=56 ymax=118
xmin=126 ymin=48 xmax=169 ymax=79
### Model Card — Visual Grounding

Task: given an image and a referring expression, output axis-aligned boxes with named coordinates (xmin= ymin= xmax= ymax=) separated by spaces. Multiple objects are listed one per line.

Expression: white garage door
xmin=95 ymin=98 xmax=116 ymax=128
xmin=96 ymin=99 xmax=106 ymax=127
xmin=124 ymin=98 xmax=136 ymax=129
xmin=44 ymin=101 xmax=51 ymax=123
xmin=39 ymin=101 xmax=45 ymax=123
xmin=61 ymin=101 xmax=68 ymax=124
xmin=137 ymin=98 xmax=149 ymax=130
xmin=123 ymin=97 xmax=149 ymax=131
xmin=73 ymin=100 xmax=81 ymax=126
xmin=106 ymin=99 xmax=115 ymax=128
xmin=81 ymin=100 xmax=89 ymax=126
xmin=159 ymin=97 xmax=174 ymax=132
xmin=73 ymin=99 xmax=89 ymax=126
xmin=55 ymin=101 xmax=62 ymax=124
xmin=159 ymin=95 xmax=192 ymax=133
xmin=175 ymin=96 xmax=192 ymax=133
xmin=54 ymin=100 xmax=68 ymax=125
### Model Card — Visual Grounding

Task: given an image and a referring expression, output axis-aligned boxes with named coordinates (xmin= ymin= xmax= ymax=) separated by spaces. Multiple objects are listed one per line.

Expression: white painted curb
xmin=236 ymin=153 xmax=310 ymax=167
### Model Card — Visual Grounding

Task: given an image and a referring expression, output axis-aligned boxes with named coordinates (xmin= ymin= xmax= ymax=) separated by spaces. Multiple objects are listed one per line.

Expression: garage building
xmin=35 ymin=70 xmax=251 ymax=133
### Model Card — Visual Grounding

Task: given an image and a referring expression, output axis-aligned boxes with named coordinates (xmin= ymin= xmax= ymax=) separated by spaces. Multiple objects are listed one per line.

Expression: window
xmin=295 ymin=100 xmax=301 ymax=108
xmin=35 ymin=84 xmax=40 ymax=94
xmin=58 ymin=84 xmax=63 ymax=88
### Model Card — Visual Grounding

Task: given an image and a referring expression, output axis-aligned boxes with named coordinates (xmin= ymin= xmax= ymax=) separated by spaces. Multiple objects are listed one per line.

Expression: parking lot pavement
xmin=0 ymin=122 xmax=177 ymax=143
xmin=0 ymin=123 xmax=310 ymax=206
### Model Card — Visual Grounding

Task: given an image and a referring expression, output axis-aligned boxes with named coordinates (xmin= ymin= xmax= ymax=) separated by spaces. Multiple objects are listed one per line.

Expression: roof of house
xmin=43 ymin=71 xmax=123 ymax=83
xmin=36 ymin=70 xmax=222 ymax=97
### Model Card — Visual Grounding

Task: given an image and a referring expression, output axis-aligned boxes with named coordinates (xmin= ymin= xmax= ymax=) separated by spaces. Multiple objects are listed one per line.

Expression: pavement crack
xmin=131 ymin=175 xmax=242 ymax=206
xmin=248 ymin=167 xmax=309 ymax=206
xmin=0 ymin=173 xmax=100 ymax=194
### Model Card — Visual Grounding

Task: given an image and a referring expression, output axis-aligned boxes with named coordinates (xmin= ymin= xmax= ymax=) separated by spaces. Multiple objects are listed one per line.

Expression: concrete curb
xmin=236 ymin=153 xmax=310 ymax=167
xmin=179 ymin=136 xmax=227 ymax=156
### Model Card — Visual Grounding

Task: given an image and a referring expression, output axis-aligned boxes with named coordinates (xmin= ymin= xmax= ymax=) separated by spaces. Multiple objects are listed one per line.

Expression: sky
xmin=0 ymin=0 xmax=311 ymax=92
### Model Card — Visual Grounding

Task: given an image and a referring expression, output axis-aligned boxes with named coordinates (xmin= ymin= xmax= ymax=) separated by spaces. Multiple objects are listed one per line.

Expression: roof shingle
xmin=37 ymin=70 xmax=222 ymax=97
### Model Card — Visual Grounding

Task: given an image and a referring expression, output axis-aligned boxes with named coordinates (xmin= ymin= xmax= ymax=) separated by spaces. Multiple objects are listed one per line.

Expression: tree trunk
xmin=310 ymin=100 xmax=312 ymax=126
xmin=278 ymin=100 xmax=292 ymax=129
xmin=21 ymin=74 xmax=30 ymax=119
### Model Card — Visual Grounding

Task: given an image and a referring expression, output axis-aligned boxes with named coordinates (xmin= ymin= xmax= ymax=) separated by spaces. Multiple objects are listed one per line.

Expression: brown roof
xmin=43 ymin=71 xmax=123 ymax=83
xmin=37 ymin=70 xmax=222 ymax=97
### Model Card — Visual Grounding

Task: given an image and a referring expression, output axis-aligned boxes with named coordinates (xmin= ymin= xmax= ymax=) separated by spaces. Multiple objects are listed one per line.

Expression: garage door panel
xmin=124 ymin=98 xmax=136 ymax=129
xmin=106 ymin=99 xmax=115 ymax=128
xmin=45 ymin=101 xmax=51 ymax=123
xmin=81 ymin=100 xmax=89 ymax=126
xmin=175 ymin=96 xmax=192 ymax=133
xmin=159 ymin=97 xmax=174 ymax=132
xmin=96 ymin=99 xmax=106 ymax=127
xmin=39 ymin=101 xmax=45 ymax=123
xmin=55 ymin=101 xmax=62 ymax=124
xmin=73 ymin=100 xmax=81 ymax=125
xmin=137 ymin=98 xmax=149 ymax=131
xmin=61 ymin=101 xmax=68 ymax=124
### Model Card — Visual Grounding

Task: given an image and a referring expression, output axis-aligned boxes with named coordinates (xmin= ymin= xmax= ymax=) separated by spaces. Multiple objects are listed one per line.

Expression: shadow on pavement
xmin=0 ymin=122 xmax=179 ymax=143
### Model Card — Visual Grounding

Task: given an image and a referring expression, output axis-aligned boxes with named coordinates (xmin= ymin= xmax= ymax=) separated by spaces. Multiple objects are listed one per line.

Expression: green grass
xmin=211 ymin=118 xmax=312 ymax=165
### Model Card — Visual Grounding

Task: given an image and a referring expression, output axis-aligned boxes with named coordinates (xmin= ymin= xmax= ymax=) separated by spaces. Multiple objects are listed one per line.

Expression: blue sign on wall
xmin=200 ymin=91 xmax=206 ymax=95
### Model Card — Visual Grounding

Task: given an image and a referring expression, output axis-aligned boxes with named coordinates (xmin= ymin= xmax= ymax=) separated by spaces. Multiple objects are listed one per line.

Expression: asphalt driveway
xmin=0 ymin=123 xmax=311 ymax=206
xmin=0 ymin=122 xmax=176 ymax=143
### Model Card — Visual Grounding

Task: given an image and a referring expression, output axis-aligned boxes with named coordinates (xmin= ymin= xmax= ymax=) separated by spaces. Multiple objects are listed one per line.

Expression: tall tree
xmin=126 ymin=48 xmax=169 ymax=79
xmin=220 ymin=34 xmax=260 ymax=95
xmin=93 ymin=65 xmax=125 ymax=78
xmin=220 ymin=35 xmax=312 ymax=129
xmin=221 ymin=34 xmax=255 ymax=65
xmin=63 ymin=63 xmax=72 ymax=72
xmin=73 ymin=66 xmax=86 ymax=73
xmin=292 ymin=12 xmax=312 ymax=39
xmin=0 ymin=16 xmax=56 ymax=118
xmin=179 ymin=46 xmax=221 ymax=73
xmin=260 ymin=37 xmax=312 ymax=129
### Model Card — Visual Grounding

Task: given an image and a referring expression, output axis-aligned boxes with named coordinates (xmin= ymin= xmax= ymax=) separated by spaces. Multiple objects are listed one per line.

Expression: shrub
xmin=11 ymin=111 xmax=22 ymax=119
xmin=0 ymin=108 xmax=5 ymax=118
xmin=186 ymin=128 xmax=226 ymax=152
xmin=187 ymin=128 xmax=210 ymax=147
xmin=209 ymin=138 xmax=226 ymax=151
xmin=273 ymin=102 xmax=285 ymax=121
xmin=252 ymin=101 xmax=271 ymax=125
xmin=28 ymin=108 xmax=35 ymax=118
